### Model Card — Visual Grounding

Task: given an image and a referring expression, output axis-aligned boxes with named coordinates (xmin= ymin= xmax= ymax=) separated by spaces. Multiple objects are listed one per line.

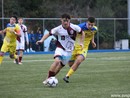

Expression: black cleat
xmin=63 ymin=76 xmax=69 ymax=83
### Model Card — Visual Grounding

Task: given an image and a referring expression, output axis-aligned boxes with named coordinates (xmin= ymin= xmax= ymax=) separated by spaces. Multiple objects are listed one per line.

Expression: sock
xmin=19 ymin=56 xmax=22 ymax=62
xmin=0 ymin=56 xmax=3 ymax=65
xmin=48 ymin=71 xmax=55 ymax=78
xmin=13 ymin=54 xmax=19 ymax=63
xmin=14 ymin=54 xmax=18 ymax=59
xmin=66 ymin=68 xmax=74 ymax=77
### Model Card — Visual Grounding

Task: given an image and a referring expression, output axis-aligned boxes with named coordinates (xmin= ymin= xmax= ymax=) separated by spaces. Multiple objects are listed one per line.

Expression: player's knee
xmin=77 ymin=55 xmax=85 ymax=63
xmin=54 ymin=59 xmax=61 ymax=65
xmin=10 ymin=54 xmax=15 ymax=59
xmin=0 ymin=52 xmax=5 ymax=56
xmin=76 ymin=59 xmax=83 ymax=64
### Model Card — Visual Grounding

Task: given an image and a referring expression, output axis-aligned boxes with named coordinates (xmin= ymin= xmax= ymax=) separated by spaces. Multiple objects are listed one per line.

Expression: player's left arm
xmin=91 ymin=26 xmax=98 ymax=48
xmin=79 ymin=31 xmax=85 ymax=49
xmin=24 ymin=26 xmax=29 ymax=45
xmin=25 ymin=32 xmax=29 ymax=45
xmin=91 ymin=35 xmax=96 ymax=48
xmin=75 ymin=25 xmax=85 ymax=49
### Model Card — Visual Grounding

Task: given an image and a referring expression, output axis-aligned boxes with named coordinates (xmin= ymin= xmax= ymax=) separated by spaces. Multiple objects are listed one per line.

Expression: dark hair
xmin=88 ymin=17 xmax=95 ymax=23
xmin=11 ymin=16 xmax=18 ymax=22
xmin=61 ymin=14 xmax=71 ymax=19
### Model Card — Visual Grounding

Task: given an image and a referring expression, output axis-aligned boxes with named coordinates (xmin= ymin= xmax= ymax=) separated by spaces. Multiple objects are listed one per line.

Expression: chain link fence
xmin=0 ymin=18 xmax=129 ymax=51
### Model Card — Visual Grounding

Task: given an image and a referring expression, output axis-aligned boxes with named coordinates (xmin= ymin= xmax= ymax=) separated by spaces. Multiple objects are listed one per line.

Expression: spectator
xmin=49 ymin=38 xmax=56 ymax=51
xmin=36 ymin=30 xmax=43 ymax=51
xmin=30 ymin=30 xmax=36 ymax=52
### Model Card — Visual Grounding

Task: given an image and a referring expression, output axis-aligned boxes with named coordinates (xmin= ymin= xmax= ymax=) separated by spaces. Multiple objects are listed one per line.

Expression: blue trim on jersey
xmin=78 ymin=22 xmax=97 ymax=31
xmin=6 ymin=23 xmax=16 ymax=27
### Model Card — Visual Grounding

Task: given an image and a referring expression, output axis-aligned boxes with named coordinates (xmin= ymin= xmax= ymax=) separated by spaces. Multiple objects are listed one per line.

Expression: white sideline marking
xmin=4 ymin=59 xmax=54 ymax=63
xmin=23 ymin=59 xmax=54 ymax=62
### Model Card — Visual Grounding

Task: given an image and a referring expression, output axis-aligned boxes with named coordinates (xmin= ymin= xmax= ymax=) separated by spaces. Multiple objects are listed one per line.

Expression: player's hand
xmin=80 ymin=43 xmax=84 ymax=50
xmin=36 ymin=40 xmax=43 ymax=45
xmin=92 ymin=41 xmax=96 ymax=48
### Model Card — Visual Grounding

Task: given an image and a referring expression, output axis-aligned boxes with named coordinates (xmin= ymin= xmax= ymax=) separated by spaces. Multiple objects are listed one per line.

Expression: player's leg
xmin=14 ymin=50 xmax=18 ymax=63
xmin=18 ymin=41 xmax=25 ymax=64
xmin=47 ymin=57 xmax=62 ymax=78
xmin=63 ymin=49 xmax=87 ymax=83
xmin=68 ymin=49 xmax=76 ymax=67
xmin=0 ymin=52 xmax=5 ymax=65
xmin=43 ymin=48 xmax=63 ymax=85
xmin=15 ymin=41 xmax=24 ymax=64
xmin=9 ymin=45 xmax=19 ymax=64
xmin=43 ymin=57 xmax=62 ymax=85
xmin=54 ymin=62 xmax=64 ymax=76
xmin=14 ymin=41 xmax=19 ymax=63
xmin=0 ymin=43 xmax=8 ymax=65
xmin=18 ymin=50 xmax=24 ymax=64
xmin=50 ymin=49 xmax=72 ymax=77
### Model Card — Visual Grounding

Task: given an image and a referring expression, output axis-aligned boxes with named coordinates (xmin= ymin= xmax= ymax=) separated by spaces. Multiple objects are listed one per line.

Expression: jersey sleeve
xmin=74 ymin=24 xmax=82 ymax=34
xmin=50 ymin=26 xmax=59 ymax=35
xmin=24 ymin=25 xmax=27 ymax=32
xmin=78 ymin=22 xmax=86 ymax=30
xmin=75 ymin=25 xmax=82 ymax=34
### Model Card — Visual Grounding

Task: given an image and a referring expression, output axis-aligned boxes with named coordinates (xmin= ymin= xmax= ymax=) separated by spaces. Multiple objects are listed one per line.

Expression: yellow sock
xmin=14 ymin=54 xmax=18 ymax=59
xmin=66 ymin=68 xmax=74 ymax=77
xmin=0 ymin=56 xmax=4 ymax=65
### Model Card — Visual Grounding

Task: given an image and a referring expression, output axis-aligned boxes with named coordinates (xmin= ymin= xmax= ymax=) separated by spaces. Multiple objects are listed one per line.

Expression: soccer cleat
xmin=63 ymin=76 xmax=69 ymax=83
xmin=43 ymin=79 xmax=48 ymax=85
xmin=13 ymin=60 xmax=16 ymax=63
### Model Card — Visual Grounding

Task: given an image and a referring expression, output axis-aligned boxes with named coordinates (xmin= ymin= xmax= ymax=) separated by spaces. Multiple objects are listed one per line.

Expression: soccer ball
xmin=46 ymin=77 xmax=58 ymax=87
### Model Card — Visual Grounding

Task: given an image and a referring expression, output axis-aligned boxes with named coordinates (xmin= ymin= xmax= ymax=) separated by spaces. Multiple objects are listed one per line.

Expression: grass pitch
xmin=0 ymin=52 xmax=130 ymax=98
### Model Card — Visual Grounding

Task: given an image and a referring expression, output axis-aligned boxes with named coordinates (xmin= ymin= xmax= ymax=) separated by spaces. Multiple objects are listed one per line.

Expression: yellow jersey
xmin=75 ymin=22 xmax=97 ymax=49
xmin=4 ymin=23 xmax=20 ymax=44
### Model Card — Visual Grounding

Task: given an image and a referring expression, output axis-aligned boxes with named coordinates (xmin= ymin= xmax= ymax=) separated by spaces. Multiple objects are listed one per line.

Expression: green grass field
xmin=0 ymin=52 xmax=130 ymax=98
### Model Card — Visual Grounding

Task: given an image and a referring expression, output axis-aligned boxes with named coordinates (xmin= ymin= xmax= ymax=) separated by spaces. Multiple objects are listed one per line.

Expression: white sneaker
xmin=43 ymin=79 xmax=48 ymax=85
xmin=19 ymin=62 xmax=22 ymax=65
xmin=14 ymin=60 xmax=16 ymax=64
xmin=27 ymin=49 xmax=29 ymax=53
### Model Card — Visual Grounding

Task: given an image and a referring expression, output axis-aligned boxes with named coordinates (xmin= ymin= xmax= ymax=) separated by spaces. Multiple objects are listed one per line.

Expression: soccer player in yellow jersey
xmin=0 ymin=16 xmax=21 ymax=65
xmin=63 ymin=17 xmax=98 ymax=83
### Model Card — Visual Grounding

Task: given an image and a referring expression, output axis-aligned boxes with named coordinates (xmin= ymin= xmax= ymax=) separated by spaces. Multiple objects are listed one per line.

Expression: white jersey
xmin=16 ymin=24 xmax=29 ymax=50
xmin=50 ymin=23 xmax=82 ymax=51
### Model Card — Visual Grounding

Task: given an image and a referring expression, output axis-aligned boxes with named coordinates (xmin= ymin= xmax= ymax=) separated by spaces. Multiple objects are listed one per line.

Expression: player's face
xmin=18 ymin=18 xmax=23 ymax=24
xmin=87 ymin=21 xmax=95 ymax=30
xmin=10 ymin=17 xmax=16 ymax=24
xmin=61 ymin=18 xmax=70 ymax=29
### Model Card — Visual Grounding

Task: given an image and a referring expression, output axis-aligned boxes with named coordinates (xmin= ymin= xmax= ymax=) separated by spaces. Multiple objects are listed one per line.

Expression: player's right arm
xmin=0 ymin=29 xmax=6 ymax=34
xmin=36 ymin=27 xmax=58 ymax=45
xmin=36 ymin=33 xmax=50 ymax=45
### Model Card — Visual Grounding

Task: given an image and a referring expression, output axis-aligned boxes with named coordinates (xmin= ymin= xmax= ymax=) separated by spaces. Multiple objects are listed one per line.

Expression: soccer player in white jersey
xmin=36 ymin=13 xmax=85 ymax=85
xmin=14 ymin=18 xmax=29 ymax=64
